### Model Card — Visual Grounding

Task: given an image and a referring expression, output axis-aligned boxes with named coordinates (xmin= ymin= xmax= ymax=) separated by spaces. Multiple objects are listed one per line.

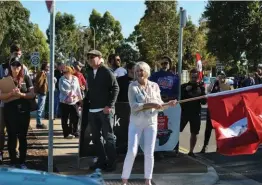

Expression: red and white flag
xmin=207 ymin=85 xmax=262 ymax=156
xmin=196 ymin=53 xmax=203 ymax=82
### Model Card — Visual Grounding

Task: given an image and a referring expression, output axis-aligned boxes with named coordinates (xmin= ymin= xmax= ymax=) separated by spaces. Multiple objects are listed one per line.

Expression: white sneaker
xmin=93 ymin=157 xmax=98 ymax=163
xmin=65 ymin=134 xmax=74 ymax=139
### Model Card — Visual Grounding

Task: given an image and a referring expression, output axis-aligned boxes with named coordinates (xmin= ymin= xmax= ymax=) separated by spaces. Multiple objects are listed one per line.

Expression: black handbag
xmin=29 ymin=96 xmax=38 ymax=112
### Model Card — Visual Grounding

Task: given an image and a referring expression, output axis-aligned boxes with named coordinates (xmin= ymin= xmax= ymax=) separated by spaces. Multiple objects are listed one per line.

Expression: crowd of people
xmin=1 ymin=42 xmax=261 ymax=185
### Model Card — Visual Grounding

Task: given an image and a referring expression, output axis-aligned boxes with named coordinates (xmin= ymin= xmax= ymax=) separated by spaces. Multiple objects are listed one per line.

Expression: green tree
xmin=0 ymin=1 xmax=49 ymax=67
xmin=203 ymin=1 xmax=262 ymax=71
xmin=115 ymin=40 xmax=140 ymax=64
xmin=31 ymin=25 xmax=50 ymax=63
xmin=128 ymin=1 xmax=179 ymax=67
xmin=89 ymin=9 xmax=124 ymax=59
xmin=47 ymin=12 xmax=84 ymax=63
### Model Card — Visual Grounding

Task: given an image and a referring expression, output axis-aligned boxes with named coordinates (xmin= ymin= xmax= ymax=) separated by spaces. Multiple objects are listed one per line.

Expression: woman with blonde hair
xmin=121 ymin=62 xmax=177 ymax=185
xmin=59 ymin=66 xmax=83 ymax=139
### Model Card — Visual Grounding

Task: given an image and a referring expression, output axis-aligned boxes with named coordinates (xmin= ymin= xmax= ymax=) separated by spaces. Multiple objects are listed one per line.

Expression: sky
xmin=21 ymin=1 xmax=207 ymax=38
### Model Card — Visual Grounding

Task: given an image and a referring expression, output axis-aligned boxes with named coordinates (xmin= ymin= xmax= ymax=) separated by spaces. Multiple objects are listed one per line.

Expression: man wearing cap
xmin=150 ymin=56 xmax=179 ymax=158
xmin=73 ymin=61 xmax=87 ymax=95
xmin=150 ymin=56 xmax=179 ymax=102
xmin=86 ymin=49 xmax=119 ymax=171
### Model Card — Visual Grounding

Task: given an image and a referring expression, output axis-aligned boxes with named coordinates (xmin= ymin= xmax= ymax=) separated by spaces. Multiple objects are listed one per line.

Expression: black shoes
xmin=73 ymin=132 xmax=80 ymax=138
xmin=200 ymin=145 xmax=207 ymax=153
xmin=36 ymin=124 xmax=47 ymax=129
xmin=89 ymin=162 xmax=107 ymax=171
xmin=188 ymin=152 xmax=196 ymax=158
xmin=104 ymin=161 xmax=117 ymax=172
xmin=89 ymin=161 xmax=117 ymax=172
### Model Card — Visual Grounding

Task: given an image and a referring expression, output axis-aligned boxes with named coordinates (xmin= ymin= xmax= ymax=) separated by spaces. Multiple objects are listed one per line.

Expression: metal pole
xmin=48 ymin=0 xmax=55 ymax=173
xmin=178 ymin=7 xmax=184 ymax=101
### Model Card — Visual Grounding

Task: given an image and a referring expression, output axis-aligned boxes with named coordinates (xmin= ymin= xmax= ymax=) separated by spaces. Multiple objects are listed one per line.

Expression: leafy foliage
xmin=203 ymin=1 xmax=262 ymax=72
xmin=128 ymin=1 xmax=179 ymax=67
xmin=0 ymin=1 xmax=49 ymax=68
xmin=89 ymin=9 xmax=124 ymax=60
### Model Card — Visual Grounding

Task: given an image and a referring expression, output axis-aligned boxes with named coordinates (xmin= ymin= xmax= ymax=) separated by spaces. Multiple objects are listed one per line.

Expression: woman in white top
xmin=59 ymin=66 xmax=83 ymax=139
xmin=121 ymin=62 xmax=177 ymax=185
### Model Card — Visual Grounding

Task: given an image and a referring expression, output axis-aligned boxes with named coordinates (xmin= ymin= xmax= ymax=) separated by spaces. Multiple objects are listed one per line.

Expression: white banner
xmin=139 ymin=104 xmax=181 ymax=151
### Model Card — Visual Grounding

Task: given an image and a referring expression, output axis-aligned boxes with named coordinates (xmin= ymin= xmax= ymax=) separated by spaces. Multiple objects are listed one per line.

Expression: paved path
xmin=30 ymin=117 xmax=218 ymax=185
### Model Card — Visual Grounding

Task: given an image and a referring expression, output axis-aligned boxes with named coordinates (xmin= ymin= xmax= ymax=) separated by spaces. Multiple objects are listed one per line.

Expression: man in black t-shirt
xmin=117 ymin=62 xmax=135 ymax=102
xmin=180 ymin=68 xmax=206 ymax=158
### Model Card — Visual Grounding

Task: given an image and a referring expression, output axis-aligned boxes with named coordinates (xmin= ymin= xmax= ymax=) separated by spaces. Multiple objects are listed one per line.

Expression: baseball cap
xmin=160 ymin=56 xmax=172 ymax=64
xmin=73 ymin=61 xmax=85 ymax=67
xmin=87 ymin=50 xmax=102 ymax=57
xmin=10 ymin=57 xmax=22 ymax=66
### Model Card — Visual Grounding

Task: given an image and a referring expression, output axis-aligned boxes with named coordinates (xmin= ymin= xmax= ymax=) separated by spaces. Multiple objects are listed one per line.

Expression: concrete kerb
xmin=102 ymin=157 xmax=218 ymax=185
xmin=102 ymin=167 xmax=218 ymax=185
xmin=176 ymin=147 xmax=219 ymax=185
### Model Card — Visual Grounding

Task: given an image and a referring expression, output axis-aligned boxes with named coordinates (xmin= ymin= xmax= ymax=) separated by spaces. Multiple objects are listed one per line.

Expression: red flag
xmin=207 ymin=86 xmax=262 ymax=156
xmin=196 ymin=53 xmax=203 ymax=82
xmin=45 ymin=0 xmax=53 ymax=13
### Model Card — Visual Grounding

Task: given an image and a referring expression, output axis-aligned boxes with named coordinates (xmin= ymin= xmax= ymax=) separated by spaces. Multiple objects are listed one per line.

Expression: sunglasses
xmin=11 ymin=62 xmax=21 ymax=67
xmin=116 ymin=58 xmax=121 ymax=61
xmin=63 ymin=71 xmax=69 ymax=74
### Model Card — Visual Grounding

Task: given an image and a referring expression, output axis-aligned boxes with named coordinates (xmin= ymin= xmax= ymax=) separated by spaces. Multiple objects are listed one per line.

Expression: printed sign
xmin=139 ymin=104 xmax=181 ymax=151
xmin=31 ymin=52 xmax=40 ymax=67
xmin=79 ymin=103 xmax=181 ymax=159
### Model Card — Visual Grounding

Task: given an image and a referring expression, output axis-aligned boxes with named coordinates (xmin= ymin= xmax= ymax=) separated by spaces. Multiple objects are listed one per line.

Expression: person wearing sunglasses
xmin=86 ymin=50 xmax=119 ymax=172
xmin=107 ymin=54 xmax=127 ymax=78
xmin=0 ymin=57 xmax=35 ymax=169
xmin=179 ymin=68 xmax=206 ymax=158
xmin=59 ymin=66 xmax=83 ymax=139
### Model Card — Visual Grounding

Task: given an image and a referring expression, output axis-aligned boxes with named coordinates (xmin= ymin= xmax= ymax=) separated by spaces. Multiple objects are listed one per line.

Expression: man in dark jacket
xmin=86 ymin=50 xmax=119 ymax=171
xmin=180 ymin=68 xmax=206 ymax=157
xmin=117 ymin=62 xmax=135 ymax=102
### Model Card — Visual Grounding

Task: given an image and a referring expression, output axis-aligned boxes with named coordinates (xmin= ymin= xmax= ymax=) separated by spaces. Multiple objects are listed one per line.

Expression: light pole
xmin=82 ymin=26 xmax=96 ymax=49
xmin=177 ymin=7 xmax=187 ymax=101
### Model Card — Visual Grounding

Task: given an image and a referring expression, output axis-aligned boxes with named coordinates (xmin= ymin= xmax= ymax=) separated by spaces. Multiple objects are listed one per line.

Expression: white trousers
xmin=121 ymin=121 xmax=157 ymax=179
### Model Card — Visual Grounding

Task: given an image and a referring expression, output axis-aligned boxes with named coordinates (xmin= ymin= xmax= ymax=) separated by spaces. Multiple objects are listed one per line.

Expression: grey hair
xmin=134 ymin=61 xmax=151 ymax=80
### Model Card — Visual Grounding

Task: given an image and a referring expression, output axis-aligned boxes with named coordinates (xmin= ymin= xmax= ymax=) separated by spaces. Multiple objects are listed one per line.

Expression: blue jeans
xmin=54 ymin=90 xmax=60 ymax=117
xmin=37 ymin=94 xmax=46 ymax=125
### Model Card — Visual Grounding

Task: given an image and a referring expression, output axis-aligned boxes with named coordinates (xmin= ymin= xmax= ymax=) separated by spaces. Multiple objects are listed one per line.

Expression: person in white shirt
xmin=108 ymin=54 xmax=127 ymax=78
xmin=121 ymin=62 xmax=177 ymax=185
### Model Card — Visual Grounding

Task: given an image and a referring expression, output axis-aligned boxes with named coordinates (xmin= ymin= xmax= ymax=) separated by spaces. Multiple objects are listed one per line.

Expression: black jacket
xmin=117 ymin=74 xmax=133 ymax=102
xmin=181 ymin=81 xmax=206 ymax=114
xmin=87 ymin=65 xmax=119 ymax=109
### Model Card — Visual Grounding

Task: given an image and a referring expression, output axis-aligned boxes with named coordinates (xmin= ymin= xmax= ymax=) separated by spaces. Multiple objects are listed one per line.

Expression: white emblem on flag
xmin=219 ymin=117 xmax=248 ymax=138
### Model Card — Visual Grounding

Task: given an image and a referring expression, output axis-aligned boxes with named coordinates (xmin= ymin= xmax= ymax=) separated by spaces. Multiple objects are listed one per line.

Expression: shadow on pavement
xmin=198 ymin=149 xmax=262 ymax=182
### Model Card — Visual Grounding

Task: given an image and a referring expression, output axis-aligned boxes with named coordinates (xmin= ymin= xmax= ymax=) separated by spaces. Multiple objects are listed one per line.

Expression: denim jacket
xmin=128 ymin=80 xmax=164 ymax=125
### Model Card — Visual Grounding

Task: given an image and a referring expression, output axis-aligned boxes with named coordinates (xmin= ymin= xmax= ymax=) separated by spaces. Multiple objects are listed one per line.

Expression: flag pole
xmin=48 ymin=0 xmax=55 ymax=173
